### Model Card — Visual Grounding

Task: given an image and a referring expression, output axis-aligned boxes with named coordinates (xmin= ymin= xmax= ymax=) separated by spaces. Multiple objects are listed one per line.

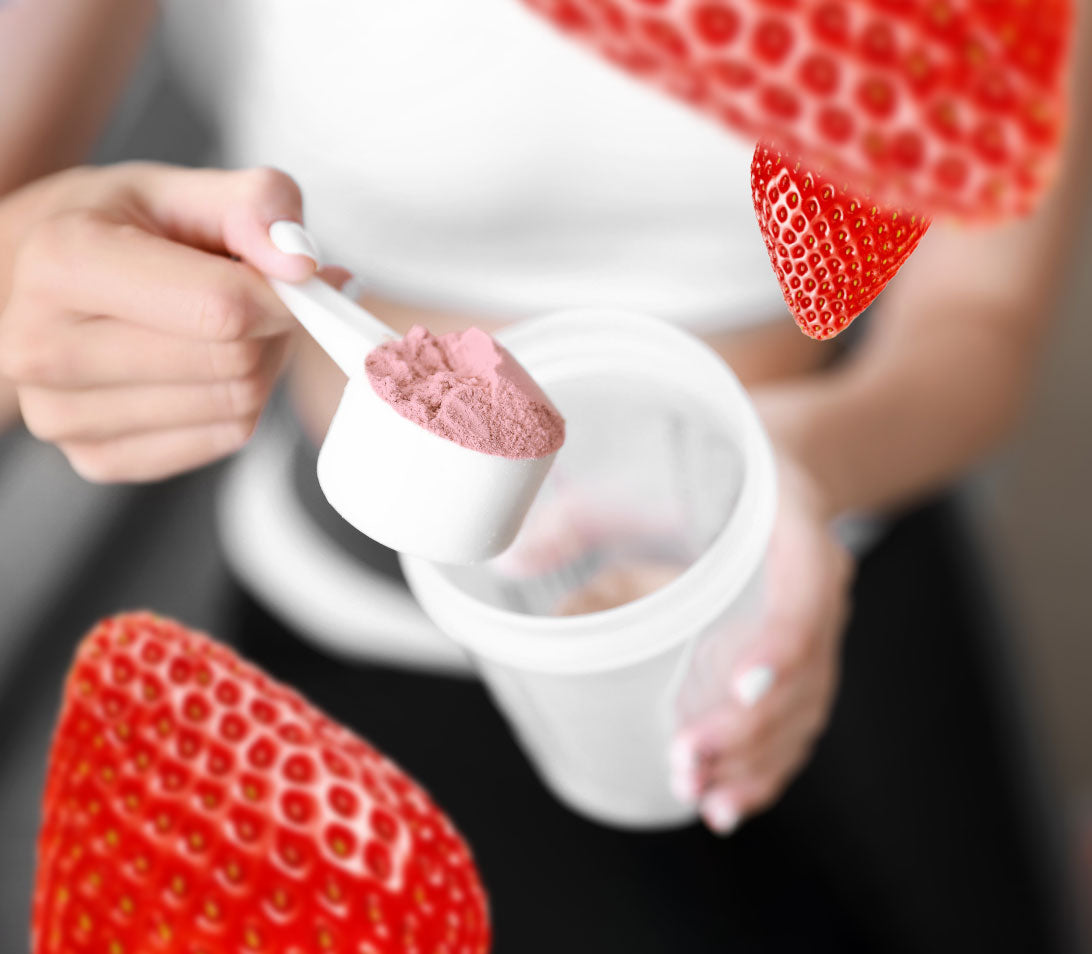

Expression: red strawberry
xmin=33 ymin=613 xmax=491 ymax=954
xmin=522 ymin=0 xmax=1072 ymax=219
xmin=751 ymin=142 xmax=930 ymax=338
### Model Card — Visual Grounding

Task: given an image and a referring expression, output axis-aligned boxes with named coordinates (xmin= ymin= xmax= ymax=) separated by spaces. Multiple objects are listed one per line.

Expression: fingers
xmin=702 ymin=678 xmax=832 ymax=779
xmin=671 ymin=616 xmax=823 ymax=779
xmin=673 ymin=685 xmax=824 ymax=835
xmin=14 ymin=211 xmax=296 ymax=340
xmin=1 ymin=317 xmax=283 ymax=389
xmin=19 ymin=336 xmax=287 ymax=443
xmin=670 ymin=671 xmax=802 ymax=799
xmin=669 ymin=566 xmax=848 ymax=833
xmin=664 ymin=461 xmax=856 ymax=836
xmin=129 ymin=164 xmax=318 ymax=282
xmin=0 ymin=163 xmax=319 ymax=484
xmin=710 ymin=540 xmax=850 ymax=747
xmin=699 ymin=732 xmax=814 ymax=834
xmin=60 ymin=422 xmax=261 ymax=484
xmin=671 ymin=636 xmax=839 ymax=807
xmin=674 ymin=674 xmax=797 ymax=772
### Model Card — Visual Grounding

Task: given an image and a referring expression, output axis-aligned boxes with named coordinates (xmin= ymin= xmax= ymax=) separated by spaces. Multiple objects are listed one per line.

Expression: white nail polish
xmin=668 ymin=740 xmax=695 ymax=774
xmin=339 ymin=276 xmax=366 ymax=301
xmin=269 ymin=220 xmax=321 ymax=265
xmin=736 ymin=665 xmax=775 ymax=708
xmin=669 ymin=770 xmax=699 ymax=805
xmin=704 ymin=799 xmax=740 ymax=835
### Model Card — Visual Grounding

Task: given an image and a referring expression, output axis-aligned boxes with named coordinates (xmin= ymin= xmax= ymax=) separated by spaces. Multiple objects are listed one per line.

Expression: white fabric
xmin=159 ymin=0 xmax=786 ymax=330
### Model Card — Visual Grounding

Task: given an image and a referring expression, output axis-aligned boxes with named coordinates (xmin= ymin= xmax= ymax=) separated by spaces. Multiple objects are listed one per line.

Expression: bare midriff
xmin=288 ymin=292 xmax=834 ymax=447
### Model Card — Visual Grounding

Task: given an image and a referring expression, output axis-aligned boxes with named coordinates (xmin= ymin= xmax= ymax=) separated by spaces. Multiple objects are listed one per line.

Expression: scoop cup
xmin=266 ymin=224 xmax=558 ymax=564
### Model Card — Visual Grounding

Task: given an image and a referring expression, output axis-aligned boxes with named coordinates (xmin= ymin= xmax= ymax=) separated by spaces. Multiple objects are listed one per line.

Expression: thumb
xmin=725 ymin=519 xmax=851 ymax=711
xmin=132 ymin=164 xmax=320 ymax=282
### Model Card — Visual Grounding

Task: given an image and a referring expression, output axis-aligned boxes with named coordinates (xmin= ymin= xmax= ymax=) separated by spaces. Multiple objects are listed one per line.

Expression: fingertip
xmin=269 ymin=220 xmax=319 ymax=262
xmin=735 ymin=665 xmax=776 ymax=708
xmin=668 ymin=739 xmax=703 ymax=804
xmin=669 ymin=769 xmax=701 ymax=805
xmin=668 ymin=737 xmax=696 ymax=775
xmin=701 ymin=791 xmax=741 ymax=836
xmin=268 ymin=221 xmax=321 ymax=279
xmin=220 ymin=216 xmax=319 ymax=284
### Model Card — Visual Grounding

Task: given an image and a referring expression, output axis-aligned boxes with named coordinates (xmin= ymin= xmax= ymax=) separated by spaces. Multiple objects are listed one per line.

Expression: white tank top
xmin=159 ymin=0 xmax=786 ymax=331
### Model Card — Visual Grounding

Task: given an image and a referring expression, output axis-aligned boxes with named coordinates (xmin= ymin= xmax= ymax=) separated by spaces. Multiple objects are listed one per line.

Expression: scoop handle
xmin=265 ymin=222 xmax=396 ymax=377
xmin=269 ymin=276 xmax=395 ymax=377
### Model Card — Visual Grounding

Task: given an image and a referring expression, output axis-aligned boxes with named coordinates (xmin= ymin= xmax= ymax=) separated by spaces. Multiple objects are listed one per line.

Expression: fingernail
xmin=669 ymin=769 xmax=700 ymax=804
xmin=702 ymin=795 xmax=740 ymax=836
xmin=339 ymin=275 xmax=366 ymax=301
xmin=269 ymin=221 xmax=321 ymax=266
xmin=668 ymin=740 xmax=695 ymax=774
xmin=736 ymin=665 xmax=775 ymax=708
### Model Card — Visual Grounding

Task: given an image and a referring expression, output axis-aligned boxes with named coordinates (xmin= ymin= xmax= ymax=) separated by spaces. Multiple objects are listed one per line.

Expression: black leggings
xmin=0 ymin=460 xmax=1074 ymax=953
xmin=225 ymin=496 xmax=1074 ymax=954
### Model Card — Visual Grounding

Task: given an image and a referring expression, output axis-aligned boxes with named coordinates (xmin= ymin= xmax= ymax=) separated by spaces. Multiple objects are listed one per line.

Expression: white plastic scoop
xmin=266 ymin=223 xmax=559 ymax=565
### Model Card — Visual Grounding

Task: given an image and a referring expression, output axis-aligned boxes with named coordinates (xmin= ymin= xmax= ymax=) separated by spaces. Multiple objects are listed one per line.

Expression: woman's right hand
xmin=0 ymin=162 xmax=317 ymax=481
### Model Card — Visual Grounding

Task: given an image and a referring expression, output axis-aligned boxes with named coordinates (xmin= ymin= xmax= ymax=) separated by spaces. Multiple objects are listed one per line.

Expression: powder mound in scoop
xmin=365 ymin=325 xmax=566 ymax=460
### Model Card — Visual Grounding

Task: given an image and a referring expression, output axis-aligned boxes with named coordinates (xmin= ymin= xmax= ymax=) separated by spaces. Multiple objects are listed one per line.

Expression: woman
xmin=0 ymin=0 xmax=1086 ymax=858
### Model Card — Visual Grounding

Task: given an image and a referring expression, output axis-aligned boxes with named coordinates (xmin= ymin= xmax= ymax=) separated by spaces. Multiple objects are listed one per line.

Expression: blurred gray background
xmin=982 ymin=197 xmax=1092 ymax=913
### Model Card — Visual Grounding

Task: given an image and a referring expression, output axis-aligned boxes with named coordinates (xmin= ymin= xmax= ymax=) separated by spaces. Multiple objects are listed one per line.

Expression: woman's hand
xmin=0 ymin=162 xmax=318 ymax=481
xmin=670 ymin=454 xmax=853 ymax=834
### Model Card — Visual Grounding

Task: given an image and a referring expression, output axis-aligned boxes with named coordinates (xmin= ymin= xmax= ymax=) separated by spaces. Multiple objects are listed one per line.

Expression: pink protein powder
xmin=365 ymin=325 xmax=566 ymax=460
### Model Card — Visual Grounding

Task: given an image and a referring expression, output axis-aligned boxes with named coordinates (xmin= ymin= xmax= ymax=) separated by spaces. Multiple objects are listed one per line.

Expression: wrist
xmin=772 ymin=443 xmax=836 ymax=526
xmin=751 ymin=383 xmax=848 ymax=521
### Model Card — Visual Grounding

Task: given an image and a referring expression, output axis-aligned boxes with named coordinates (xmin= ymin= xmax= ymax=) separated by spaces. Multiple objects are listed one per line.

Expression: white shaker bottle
xmin=402 ymin=309 xmax=777 ymax=828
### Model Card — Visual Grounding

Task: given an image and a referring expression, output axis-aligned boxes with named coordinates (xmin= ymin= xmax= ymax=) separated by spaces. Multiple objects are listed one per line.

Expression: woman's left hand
xmin=669 ymin=454 xmax=854 ymax=834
